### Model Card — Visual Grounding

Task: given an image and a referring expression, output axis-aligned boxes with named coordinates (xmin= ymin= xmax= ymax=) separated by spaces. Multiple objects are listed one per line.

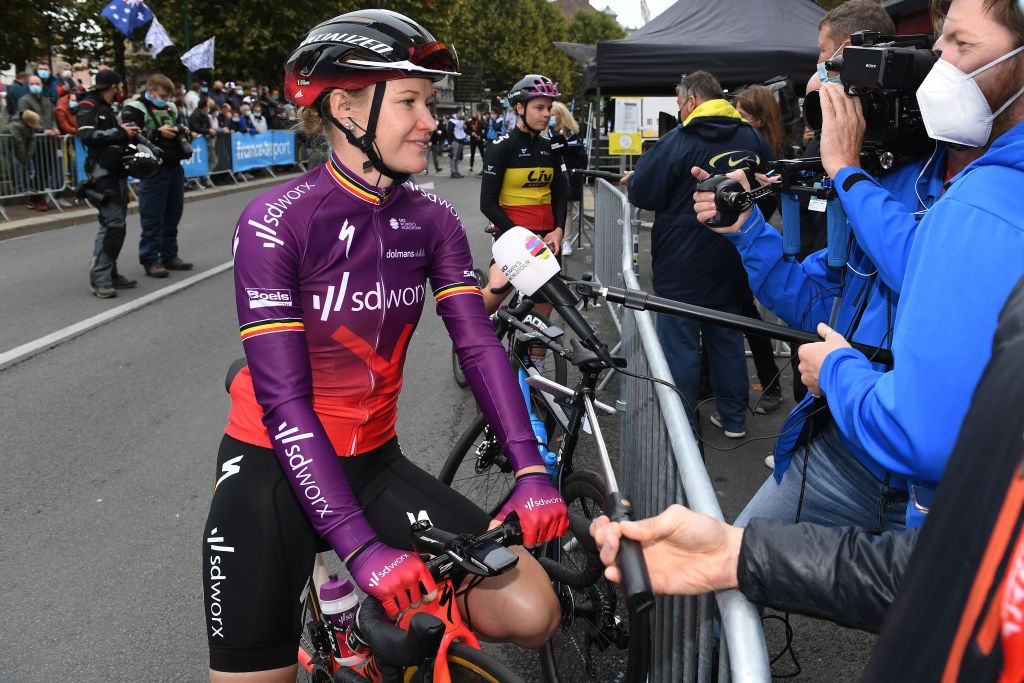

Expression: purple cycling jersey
xmin=226 ymin=153 xmax=542 ymax=560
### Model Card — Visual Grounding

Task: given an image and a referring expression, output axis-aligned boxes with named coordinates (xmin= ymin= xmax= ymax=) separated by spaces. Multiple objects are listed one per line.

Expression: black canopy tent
xmin=585 ymin=0 xmax=827 ymax=95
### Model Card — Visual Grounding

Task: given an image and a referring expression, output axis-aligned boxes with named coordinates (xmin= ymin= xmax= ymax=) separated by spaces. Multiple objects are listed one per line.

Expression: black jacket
xmin=627 ymin=100 xmax=774 ymax=306
xmin=736 ymin=275 xmax=1024 ymax=681
xmin=75 ymin=91 xmax=128 ymax=175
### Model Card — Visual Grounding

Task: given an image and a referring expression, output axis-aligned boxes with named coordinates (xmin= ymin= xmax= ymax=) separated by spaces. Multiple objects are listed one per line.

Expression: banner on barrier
xmin=231 ymin=131 xmax=295 ymax=172
xmin=74 ymin=131 xmax=294 ymax=181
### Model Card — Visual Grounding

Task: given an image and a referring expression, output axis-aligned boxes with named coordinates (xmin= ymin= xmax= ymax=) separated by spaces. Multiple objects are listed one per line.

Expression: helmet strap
xmin=517 ymin=103 xmax=544 ymax=136
xmin=320 ymin=82 xmax=410 ymax=184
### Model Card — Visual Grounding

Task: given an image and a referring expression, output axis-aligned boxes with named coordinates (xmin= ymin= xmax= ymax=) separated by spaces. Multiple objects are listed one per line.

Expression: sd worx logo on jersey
xmin=524 ymin=495 xmax=563 ymax=511
xmin=368 ymin=552 xmax=410 ymax=589
xmin=525 ymin=235 xmax=552 ymax=260
xmin=207 ymin=528 xmax=234 ymax=638
xmin=275 ymin=422 xmax=332 ymax=519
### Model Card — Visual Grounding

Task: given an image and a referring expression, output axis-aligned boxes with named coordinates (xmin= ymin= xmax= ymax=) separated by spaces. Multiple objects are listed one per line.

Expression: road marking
xmin=0 ymin=261 xmax=234 ymax=372
xmin=418 ymin=182 xmax=435 ymax=190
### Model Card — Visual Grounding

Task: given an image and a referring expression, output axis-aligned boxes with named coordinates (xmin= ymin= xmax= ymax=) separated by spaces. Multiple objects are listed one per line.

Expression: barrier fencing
xmin=592 ymin=179 xmax=771 ymax=682
xmin=0 ymin=130 xmax=312 ymax=221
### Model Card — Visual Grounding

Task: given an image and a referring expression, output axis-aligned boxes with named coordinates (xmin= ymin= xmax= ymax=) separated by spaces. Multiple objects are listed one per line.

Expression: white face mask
xmin=916 ymin=46 xmax=1024 ymax=147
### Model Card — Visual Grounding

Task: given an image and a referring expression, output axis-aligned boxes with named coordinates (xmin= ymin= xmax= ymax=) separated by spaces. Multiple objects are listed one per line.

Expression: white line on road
xmin=0 ymin=261 xmax=234 ymax=372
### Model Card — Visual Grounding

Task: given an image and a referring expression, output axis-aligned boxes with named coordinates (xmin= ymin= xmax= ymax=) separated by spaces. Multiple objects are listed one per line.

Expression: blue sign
xmin=231 ymin=132 xmax=275 ymax=172
xmin=271 ymin=131 xmax=296 ymax=165
xmin=182 ymin=135 xmax=208 ymax=178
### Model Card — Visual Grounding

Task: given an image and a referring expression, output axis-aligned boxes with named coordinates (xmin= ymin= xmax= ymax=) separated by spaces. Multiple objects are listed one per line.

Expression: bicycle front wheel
xmin=402 ymin=642 xmax=526 ymax=683
xmin=538 ymin=470 xmax=650 ymax=683
xmin=438 ymin=413 xmax=516 ymax=517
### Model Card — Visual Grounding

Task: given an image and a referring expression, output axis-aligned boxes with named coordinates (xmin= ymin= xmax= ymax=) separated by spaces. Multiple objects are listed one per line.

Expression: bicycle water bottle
xmin=518 ymin=367 xmax=557 ymax=475
xmin=319 ymin=574 xmax=366 ymax=668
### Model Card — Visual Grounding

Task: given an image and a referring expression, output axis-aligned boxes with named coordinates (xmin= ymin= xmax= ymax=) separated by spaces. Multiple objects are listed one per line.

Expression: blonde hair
xmin=295 ymin=87 xmax=370 ymax=144
xmin=550 ymin=101 xmax=579 ymax=135
xmin=21 ymin=110 xmax=40 ymax=126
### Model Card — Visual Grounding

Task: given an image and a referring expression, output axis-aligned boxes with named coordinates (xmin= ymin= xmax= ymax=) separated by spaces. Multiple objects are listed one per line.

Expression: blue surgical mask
xmin=548 ymin=117 xmax=557 ymax=128
xmin=29 ymin=85 xmax=43 ymax=95
xmin=69 ymin=100 xmax=78 ymax=109
xmin=816 ymin=45 xmax=844 ymax=84
xmin=145 ymin=91 xmax=167 ymax=108
xmin=38 ymin=70 xmax=49 ymax=80
xmin=201 ymin=87 xmax=208 ymax=93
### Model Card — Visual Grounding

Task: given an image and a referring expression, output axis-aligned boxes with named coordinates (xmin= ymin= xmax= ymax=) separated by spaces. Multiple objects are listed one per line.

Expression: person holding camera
xmin=694 ymin=0 xmax=1023 ymax=537
xmin=122 ymin=73 xmax=193 ymax=279
xmin=76 ymin=69 xmax=139 ymax=299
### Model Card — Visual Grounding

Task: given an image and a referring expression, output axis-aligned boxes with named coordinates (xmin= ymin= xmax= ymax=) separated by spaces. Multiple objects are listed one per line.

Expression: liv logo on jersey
xmin=207 ymin=528 xmax=234 ymax=638
xmin=275 ymin=422 xmax=332 ymax=518
xmin=525 ymin=235 xmax=552 ymax=260
xmin=246 ymin=288 xmax=293 ymax=309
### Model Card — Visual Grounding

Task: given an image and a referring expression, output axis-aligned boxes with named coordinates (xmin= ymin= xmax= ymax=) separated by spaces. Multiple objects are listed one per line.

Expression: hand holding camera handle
xmin=695 ymin=174 xmax=775 ymax=227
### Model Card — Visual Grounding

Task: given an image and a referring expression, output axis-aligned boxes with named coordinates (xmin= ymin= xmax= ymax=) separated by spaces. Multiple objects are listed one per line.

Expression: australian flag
xmin=101 ymin=0 xmax=154 ymax=37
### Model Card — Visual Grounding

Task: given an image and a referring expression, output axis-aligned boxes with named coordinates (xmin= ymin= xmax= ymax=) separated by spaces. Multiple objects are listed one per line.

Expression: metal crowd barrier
xmin=592 ymin=179 xmax=771 ymax=682
xmin=0 ymin=133 xmax=71 ymax=220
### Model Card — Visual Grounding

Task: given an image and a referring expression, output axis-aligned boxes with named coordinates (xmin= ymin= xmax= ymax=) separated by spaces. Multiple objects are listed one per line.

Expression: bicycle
xmin=298 ymin=515 xmax=528 ymax=683
xmin=452 ymin=228 xmax=568 ymax=392
xmin=441 ymin=305 xmax=653 ymax=683
xmin=441 ymin=298 xmax=570 ymax=517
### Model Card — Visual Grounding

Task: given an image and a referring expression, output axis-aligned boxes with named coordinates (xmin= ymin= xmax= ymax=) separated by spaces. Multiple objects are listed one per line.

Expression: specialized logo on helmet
xmin=300 ymin=32 xmax=394 ymax=55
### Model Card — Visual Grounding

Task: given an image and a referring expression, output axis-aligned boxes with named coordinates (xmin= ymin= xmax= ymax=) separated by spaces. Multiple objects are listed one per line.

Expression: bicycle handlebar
xmin=415 ymin=515 xmax=524 ymax=583
xmin=572 ymin=169 xmax=625 ymax=183
xmin=496 ymin=309 xmax=573 ymax=361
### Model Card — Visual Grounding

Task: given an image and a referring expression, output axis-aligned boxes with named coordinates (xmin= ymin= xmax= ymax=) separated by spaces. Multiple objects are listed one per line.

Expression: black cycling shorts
xmin=202 ymin=434 xmax=491 ymax=673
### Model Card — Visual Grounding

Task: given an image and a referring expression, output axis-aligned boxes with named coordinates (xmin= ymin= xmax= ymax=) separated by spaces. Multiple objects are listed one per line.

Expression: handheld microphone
xmin=548 ymin=134 xmax=573 ymax=196
xmin=492 ymin=227 xmax=614 ymax=366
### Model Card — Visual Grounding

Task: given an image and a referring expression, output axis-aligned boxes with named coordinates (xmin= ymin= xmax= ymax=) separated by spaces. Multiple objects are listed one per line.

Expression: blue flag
xmin=101 ymin=0 xmax=154 ymax=37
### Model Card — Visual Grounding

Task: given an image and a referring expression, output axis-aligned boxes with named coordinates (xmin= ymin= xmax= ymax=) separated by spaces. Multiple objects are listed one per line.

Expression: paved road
xmin=0 ymin=168 xmax=872 ymax=681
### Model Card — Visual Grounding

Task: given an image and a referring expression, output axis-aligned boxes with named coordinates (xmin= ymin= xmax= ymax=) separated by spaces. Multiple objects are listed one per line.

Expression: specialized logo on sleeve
xmin=246 ymin=288 xmax=294 ymax=309
xmin=207 ymin=528 xmax=234 ymax=638
xmin=275 ymin=422 xmax=332 ymax=519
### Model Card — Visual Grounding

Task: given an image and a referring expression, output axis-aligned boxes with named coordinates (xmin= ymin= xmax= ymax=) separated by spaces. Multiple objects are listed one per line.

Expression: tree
xmin=568 ymin=8 xmax=627 ymax=45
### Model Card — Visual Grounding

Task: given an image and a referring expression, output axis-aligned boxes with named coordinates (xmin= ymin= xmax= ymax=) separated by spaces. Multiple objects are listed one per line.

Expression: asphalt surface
xmin=0 ymin=165 xmax=872 ymax=681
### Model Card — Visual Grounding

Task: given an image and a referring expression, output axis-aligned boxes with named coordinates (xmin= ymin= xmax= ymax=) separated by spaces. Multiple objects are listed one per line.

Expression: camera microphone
xmin=492 ymin=227 xmax=614 ymax=367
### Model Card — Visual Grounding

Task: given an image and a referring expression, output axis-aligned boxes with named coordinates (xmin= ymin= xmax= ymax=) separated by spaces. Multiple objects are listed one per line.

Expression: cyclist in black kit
xmin=479 ymin=74 xmax=567 ymax=314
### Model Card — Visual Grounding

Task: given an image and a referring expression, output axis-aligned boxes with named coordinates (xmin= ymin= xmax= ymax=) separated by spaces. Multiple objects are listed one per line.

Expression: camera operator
xmin=122 ymin=74 xmax=194 ymax=279
xmin=76 ymin=69 xmax=139 ymax=299
xmin=695 ymin=0 xmax=1024 ymax=535
xmin=591 ymin=273 xmax=1024 ymax=680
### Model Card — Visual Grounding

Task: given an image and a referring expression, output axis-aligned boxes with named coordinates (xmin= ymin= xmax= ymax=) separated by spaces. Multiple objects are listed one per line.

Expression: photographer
xmin=695 ymin=0 xmax=1023 ymax=533
xmin=591 ymin=273 xmax=1024 ymax=680
xmin=76 ymin=69 xmax=139 ymax=299
xmin=122 ymin=74 xmax=194 ymax=278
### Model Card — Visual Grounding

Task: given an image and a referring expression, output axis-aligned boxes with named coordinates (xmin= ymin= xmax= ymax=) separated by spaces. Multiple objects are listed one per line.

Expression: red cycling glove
xmin=346 ymin=540 xmax=437 ymax=617
xmin=496 ymin=473 xmax=570 ymax=547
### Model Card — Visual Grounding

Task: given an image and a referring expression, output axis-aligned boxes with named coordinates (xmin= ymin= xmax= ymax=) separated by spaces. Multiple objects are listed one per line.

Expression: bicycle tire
xmin=538 ymin=470 xmax=650 ymax=683
xmin=438 ymin=413 xmax=515 ymax=517
xmin=402 ymin=642 xmax=526 ymax=683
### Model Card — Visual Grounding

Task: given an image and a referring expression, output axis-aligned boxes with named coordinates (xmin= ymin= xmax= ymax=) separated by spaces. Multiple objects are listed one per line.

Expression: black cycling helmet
xmin=284 ymin=10 xmax=460 ymax=181
xmin=506 ymin=74 xmax=560 ymax=108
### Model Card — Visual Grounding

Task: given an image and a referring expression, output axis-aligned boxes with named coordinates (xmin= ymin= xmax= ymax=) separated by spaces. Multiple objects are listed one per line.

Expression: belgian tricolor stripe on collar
xmin=326 ymin=157 xmax=393 ymax=206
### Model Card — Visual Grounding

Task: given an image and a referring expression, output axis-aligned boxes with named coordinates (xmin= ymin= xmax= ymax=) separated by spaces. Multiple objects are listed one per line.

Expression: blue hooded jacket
xmin=820 ymin=121 xmax=1024 ymax=493
xmin=726 ymin=148 xmax=946 ymax=512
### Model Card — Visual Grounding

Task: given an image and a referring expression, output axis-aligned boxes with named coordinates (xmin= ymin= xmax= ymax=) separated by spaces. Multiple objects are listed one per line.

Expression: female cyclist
xmin=202 ymin=11 xmax=568 ymax=681
xmin=479 ymin=74 xmax=567 ymax=314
